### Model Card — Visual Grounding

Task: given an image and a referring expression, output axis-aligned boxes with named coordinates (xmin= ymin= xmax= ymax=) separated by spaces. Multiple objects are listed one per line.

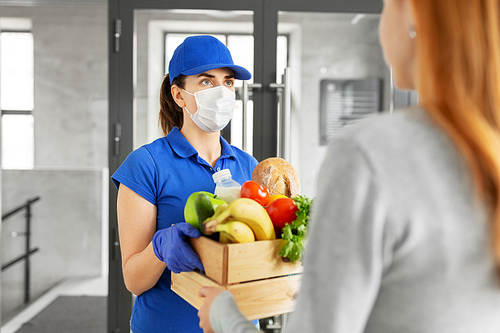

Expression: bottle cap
xmin=212 ymin=169 xmax=231 ymax=183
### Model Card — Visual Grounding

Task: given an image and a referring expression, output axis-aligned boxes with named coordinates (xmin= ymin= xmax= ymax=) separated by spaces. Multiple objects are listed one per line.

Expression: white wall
xmin=1 ymin=169 xmax=105 ymax=316
xmin=0 ymin=5 xmax=108 ymax=321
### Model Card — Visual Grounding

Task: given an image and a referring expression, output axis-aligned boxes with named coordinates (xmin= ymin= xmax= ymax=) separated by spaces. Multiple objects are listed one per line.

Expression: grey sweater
xmin=210 ymin=106 xmax=500 ymax=333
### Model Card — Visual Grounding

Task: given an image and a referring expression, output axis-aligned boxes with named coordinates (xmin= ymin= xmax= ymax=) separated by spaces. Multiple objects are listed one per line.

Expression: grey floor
xmin=1 ymin=276 xmax=283 ymax=333
xmin=15 ymin=296 xmax=106 ymax=333
xmin=1 ymin=276 xmax=108 ymax=333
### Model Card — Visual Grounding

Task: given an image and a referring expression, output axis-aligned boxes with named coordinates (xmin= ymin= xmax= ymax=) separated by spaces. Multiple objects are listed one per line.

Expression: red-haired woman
xmin=198 ymin=0 xmax=500 ymax=332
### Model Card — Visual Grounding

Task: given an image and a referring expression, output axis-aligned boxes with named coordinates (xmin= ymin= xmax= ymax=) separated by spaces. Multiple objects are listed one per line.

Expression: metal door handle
xmin=241 ymin=82 xmax=262 ymax=151
xmin=269 ymin=67 xmax=292 ymax=161
xmin=269 ymin=82 xmax=284 ymax=158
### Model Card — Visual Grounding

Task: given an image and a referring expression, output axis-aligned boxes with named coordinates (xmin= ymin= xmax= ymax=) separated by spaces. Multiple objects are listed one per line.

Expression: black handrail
xmin=1 ymin=196 xmax=41 ymax=304
xmin=2 ymin=196 xmax=40 ymax=220
xmin=1 ymin=248 xmax=39 ymax=271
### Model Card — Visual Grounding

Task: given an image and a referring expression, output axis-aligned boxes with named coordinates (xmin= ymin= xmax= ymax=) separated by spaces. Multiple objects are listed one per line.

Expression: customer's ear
xmin=402 ymin=0 xmax=417 ymax=34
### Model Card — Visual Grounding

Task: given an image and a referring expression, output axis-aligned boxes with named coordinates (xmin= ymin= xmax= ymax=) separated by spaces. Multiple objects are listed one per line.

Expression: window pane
xmin=276 ymin=35 xmax=288 ymax=83
xmin=227 ymin=35 xmax=254 ymax=86
xmin=165 ymin=33 xmax=191 ymax=72
xmin=1 ymin=32 xmax=34 ymax=110
xmin=2 ymin=114 xmax=34 ymax=169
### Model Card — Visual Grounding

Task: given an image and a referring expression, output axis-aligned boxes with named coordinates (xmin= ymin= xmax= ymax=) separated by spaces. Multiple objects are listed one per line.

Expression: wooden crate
xmin=187 ymin=236 xmax=303 ymax=284
xmin=171 ymin=271 xmax=301 ymax=320
xmin=171 ymin=236 xmax=303 ymax=320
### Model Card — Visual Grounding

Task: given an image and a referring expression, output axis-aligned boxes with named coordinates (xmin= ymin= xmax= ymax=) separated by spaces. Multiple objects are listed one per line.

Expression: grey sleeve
xmin=286 ymin=138 xmax=389 ymax=332
xmin=210 ymin=291 xmax=260 ymax=333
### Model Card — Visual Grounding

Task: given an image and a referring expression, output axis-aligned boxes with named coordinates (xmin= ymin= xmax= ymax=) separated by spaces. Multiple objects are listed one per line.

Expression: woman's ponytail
xmin=159 ymin=74 xmax=186 ymax=136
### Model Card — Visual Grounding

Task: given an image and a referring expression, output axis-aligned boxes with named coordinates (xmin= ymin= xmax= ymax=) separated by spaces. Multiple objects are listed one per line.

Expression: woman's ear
xmin=402 ymin=0 xmax=417 ymax=35
xmin=171 ymin=85 xmax=186 ymax=108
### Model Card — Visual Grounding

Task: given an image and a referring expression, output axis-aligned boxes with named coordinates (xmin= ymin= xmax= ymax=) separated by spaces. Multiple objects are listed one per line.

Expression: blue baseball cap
xmin=168 ymin=35 xmax=252 ymax=84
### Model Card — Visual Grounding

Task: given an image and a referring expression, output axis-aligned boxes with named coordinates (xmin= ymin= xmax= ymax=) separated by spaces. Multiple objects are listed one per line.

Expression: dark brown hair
xmin=159 ymin=74 xmax=187 ymax=135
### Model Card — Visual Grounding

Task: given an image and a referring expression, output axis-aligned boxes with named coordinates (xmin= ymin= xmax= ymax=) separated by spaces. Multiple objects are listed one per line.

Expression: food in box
xmin=171 ymin=236 xmax=303 ymax=320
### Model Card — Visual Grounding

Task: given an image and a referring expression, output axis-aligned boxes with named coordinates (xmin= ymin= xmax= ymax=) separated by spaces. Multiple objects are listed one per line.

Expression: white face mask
xmin=183 ymin=86 xmax=235 ymax=133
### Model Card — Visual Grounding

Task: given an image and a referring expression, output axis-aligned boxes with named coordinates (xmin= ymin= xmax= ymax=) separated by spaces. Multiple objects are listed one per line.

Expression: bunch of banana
xmin=200 ymin=198 xmax=276 ymax=243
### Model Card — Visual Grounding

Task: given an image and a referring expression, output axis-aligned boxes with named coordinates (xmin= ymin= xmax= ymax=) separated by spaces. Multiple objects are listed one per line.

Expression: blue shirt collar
xmin=166 ymin=127 xmax=236 ymax=160
xmin=220 ymin=134 xmax=236 ymax=160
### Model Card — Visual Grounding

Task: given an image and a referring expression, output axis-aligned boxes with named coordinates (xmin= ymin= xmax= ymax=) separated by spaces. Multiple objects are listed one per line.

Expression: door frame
xmin=107 ymin=1 xmax=381 ymax=332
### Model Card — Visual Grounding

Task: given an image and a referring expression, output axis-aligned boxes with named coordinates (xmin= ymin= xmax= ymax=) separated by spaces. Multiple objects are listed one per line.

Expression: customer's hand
xmin=152 ymin=222 xmax=204 ymax=273
xmin=198 ymin=287 xmax=226 ymax=333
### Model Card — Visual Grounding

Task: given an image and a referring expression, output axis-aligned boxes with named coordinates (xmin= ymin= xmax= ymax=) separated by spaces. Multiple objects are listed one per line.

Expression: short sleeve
xmin=111 ymin=146 xmax=158 ymax=205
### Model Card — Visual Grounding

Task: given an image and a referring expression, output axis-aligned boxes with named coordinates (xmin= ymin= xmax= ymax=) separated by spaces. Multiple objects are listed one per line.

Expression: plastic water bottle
xmin=213 ymin=169 xmax=241 ymax=204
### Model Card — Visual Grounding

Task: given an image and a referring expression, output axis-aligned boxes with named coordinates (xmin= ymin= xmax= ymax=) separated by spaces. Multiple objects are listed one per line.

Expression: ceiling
xmin=0 ymin=0 xmax=106 ymax=5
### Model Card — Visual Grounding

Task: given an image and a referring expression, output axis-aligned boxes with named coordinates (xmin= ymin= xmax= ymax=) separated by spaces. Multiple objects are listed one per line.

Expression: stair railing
xmin=1 ymin=196 xmax=41 ymax=303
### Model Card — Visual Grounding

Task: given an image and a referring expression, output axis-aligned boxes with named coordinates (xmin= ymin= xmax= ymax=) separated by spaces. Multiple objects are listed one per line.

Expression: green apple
xmin=184 ymin=191 xmax=227 ymax=230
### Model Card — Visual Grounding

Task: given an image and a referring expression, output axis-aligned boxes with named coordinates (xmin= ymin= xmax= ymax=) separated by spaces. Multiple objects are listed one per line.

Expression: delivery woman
xmin=198 ymin=0 xmax=500 ymax=332
xmin=112 ymin=35 xmax=258 ymax=333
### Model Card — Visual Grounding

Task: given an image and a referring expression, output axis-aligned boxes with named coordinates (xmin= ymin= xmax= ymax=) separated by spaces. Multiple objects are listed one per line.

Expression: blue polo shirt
xmin=111 ymin=127 xmax=258 ymax=333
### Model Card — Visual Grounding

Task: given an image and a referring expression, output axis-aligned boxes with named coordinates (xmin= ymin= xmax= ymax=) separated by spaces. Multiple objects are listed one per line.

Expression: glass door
xmin=275 ymin=11 xmax=391 ymax=198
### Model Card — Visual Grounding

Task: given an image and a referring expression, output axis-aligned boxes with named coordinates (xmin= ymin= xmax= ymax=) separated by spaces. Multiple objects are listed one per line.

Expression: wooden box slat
xmin=171 ymin=271 xmax=221 ymax=311
xmin=188 ymin=236 xmax=303 ymax=285
xmin=226 ymin=239 xmax=302 ymax=284
xmin=227 ymin=273 xmax=301 ymax=319
xmin=171 ymin=271 xmax=301 ymax=321
xmin=188 ymin=236 xmax=228 ymax=285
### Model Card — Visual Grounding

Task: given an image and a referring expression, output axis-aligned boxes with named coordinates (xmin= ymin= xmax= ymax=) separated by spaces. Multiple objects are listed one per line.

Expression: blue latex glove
xmin=152 ymin=222 xmax=204 ymax=274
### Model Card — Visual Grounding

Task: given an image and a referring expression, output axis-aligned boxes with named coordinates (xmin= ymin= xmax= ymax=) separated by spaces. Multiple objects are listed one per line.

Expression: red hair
xmin=411 ymin=0 xmax=500 ymax=276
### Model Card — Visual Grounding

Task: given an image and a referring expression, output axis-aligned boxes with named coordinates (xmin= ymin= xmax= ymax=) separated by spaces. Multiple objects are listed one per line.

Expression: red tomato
xmin=240 ymin=181 xmax=270 ymax=206
xmin=266 ymin=198 xmax=298 ymax=229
